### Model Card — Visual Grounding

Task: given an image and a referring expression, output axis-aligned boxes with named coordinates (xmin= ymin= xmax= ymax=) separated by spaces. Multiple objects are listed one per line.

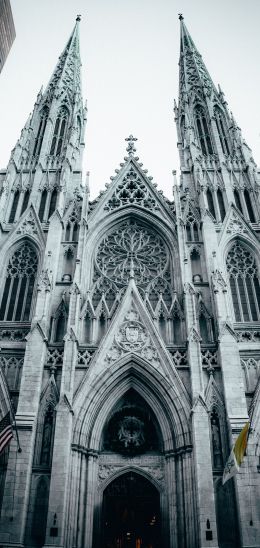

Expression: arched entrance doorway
xmin=102 ymin=472 xmax=161 ymax=548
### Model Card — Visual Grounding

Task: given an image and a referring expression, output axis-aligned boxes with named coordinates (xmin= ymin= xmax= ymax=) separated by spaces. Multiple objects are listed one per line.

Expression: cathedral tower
xmin=0 ymin=15 xmax=259 ymax=548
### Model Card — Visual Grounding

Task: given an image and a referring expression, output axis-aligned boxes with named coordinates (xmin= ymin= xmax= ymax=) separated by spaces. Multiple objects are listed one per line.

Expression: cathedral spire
xmin=43 ymin=15 xmax=82 ymax=104
xmin=179 ymin=16 xmax=217 ymax=102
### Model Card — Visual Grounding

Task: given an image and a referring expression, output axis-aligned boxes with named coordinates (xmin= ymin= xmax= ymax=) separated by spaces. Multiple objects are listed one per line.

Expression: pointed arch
xmin=244 ymin=189 xmax=255 ymax=223
xmin=50 ymin=106 xmax=69 ymax=156
xmin=73 ymin=355 xmax=191 ymax=453
xmin=0 ymin=240 xmax=38 ymax=321
xmin=194 ymin=104 xmax=213 ymax=155
xmin=214 ymin=105 xmax=230 ymax=155
xmin=9 ymin=190 xmax=20 ymax=223
xmin=217 ymin=188 xmax=226 ymax=221
xmin=226 ymin=240 xmax=260 ymax=322
xmin=33 ymin=106 xmax=49 ymax=157
xmin=39 ymin=189 xmax=47 ymax=222
xmin=20 ymin=189 xmax=30 ymax=216
xmin=234 ymin=189 xmax=243 ymax=213
xmin=206 ymin=188 xmax=216 ymax=219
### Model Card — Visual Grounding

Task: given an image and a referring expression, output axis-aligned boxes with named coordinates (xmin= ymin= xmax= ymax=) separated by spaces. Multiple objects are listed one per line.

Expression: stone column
xmin=83 ymin=453 xmax=99 ymax=548
xmin=165 ymin=453 xmax=177 ymax=548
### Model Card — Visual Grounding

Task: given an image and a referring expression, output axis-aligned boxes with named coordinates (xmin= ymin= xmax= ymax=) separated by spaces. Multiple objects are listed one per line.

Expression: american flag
xmin=0 ymin=411 xmax=13 ymax=454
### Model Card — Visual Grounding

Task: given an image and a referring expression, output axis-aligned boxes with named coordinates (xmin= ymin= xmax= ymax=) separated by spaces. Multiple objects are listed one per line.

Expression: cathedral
xmin=0 ymin=14 xmax=259 ymax=548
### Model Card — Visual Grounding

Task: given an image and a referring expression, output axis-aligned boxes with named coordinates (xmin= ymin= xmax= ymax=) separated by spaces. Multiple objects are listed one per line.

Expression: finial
xmin=76 ymin=14 xmax=81 ymax=22
xmin=125 ymin=135 xmax=137 ymax=156
xmin=178 ymin=13 xmax=184 ymax=21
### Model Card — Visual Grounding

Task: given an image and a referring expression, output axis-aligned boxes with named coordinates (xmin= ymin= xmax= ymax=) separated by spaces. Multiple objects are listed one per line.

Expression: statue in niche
xmin=117 ymin=416 xmax=145 ymax=450
xmin=211 ymin=411 xmax=223 ymax=469
xmin=40 ymin=408 xmax=53 ymax=466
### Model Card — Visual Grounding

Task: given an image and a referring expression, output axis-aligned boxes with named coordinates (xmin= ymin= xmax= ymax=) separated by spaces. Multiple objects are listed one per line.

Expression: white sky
xmin=0 ymin=0 xmax=260 ymax=200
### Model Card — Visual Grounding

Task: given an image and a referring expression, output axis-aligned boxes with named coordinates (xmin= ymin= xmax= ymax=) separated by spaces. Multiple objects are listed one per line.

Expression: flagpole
xmin=10 ymin=399 xmax=22 ymax=453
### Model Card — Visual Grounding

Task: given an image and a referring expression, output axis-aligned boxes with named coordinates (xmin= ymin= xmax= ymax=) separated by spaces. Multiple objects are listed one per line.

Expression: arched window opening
xmin=31 ymin=477 xmax=49 ymax=545
xmin=244 ymin=189 xmax=255 ymax=223
xmin=20 ymin=190 xmax=30 ymax=216
xmin=214 ymin=107 xmax=230 ymax=155
xmin=55 ymin=314 xmax=66 ymax=342
xmin=33 ymin=107 xmax=48 ymax=157
xmin=65 ymin=222 xmax=71 ymax=241
xmin=207 ymin=189 xmax=216 ymax=219
xmin=173 ymin=315 xmax=182 ymax=344
xmin=195 ymin=105 xmax=213 ymax=155
xmin=211 ymin=410 xmax=223 ymax=469
xmin=191 ymin=248 xmax=202 ymax=282
xmin=72 ymin=222 xmax=79 ymax=242
xmin=217 ymin=189 xmax=226 ymax=221
xmin=193 ymin=222 xmax=199 ymax=241
xmin=186 ymin=224 xmax=192 ymax=241
xmin=158 ymin=313 xmax=167 ymax=341
xmin=234 ymin=189 xmax=242 ymax=213
xmin=98 ymin=313 xmax=106 ymax=342
xmin=84 ymin=314 xmax=92 ymax=344
xmin=39 ymin=189 xmax=47 ymax=222
xmin=226 ymin=241 xmax=260 ymax=322
xmin=40 ymin=407 xmax=54 ymax=466
xmin=0 ymin=242 xmax=38 ymax=322
xmin=9 ymin=190 xmax=20 ymax=223
xmin=199 ymin=314 xmax=210 ymax=343
xmin=48 ymin=189 xmax=57 ymax=219
xmin=50 ymin=107 xmax=69 ymax=157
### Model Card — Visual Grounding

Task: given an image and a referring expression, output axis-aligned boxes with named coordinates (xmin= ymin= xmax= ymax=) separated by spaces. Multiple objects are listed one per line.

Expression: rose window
xmin=96 ymin=220 xmax=169 ymax=287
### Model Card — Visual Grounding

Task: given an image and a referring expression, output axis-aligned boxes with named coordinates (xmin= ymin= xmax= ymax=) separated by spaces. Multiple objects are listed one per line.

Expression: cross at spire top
xmin=125 ymin=135 xmax=138 ymax=156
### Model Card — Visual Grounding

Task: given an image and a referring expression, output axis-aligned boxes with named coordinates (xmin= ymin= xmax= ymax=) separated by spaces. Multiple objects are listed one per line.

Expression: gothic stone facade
xmin=0 ymin=16 xmax=259 ymax=548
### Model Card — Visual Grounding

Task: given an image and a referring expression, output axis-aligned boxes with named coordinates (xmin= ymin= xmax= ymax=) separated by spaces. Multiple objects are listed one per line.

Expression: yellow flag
xmin=222 ymin=421 xmax=250 ymax=485
xmin=233 ymin=421 xmax=250 ymax=467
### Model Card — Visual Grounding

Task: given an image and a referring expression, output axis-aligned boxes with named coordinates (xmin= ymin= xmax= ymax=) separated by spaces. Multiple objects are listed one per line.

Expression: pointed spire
xmin=179 ymin=16 xmax=217 ymax=100
xmin=43 ymin=16 xmax=82 ymax=103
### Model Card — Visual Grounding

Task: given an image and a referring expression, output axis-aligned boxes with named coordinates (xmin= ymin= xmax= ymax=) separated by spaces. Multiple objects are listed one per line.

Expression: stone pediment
xmin=88 ymin=156 xmax=175 ymax=224
xmin=218 ymin=204 xmax=258 ymax=246
xmin=75 ymin=278 xmax=190 ymax=408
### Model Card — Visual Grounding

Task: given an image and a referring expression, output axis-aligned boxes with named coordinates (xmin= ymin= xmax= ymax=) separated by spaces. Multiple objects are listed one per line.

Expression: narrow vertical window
xmin=40 ymin=408 xmax=54 ymax=466
xmin=20 ymin=190 xmax=30 ymax=216
xmin=55 ymin=314 xmax=66 ymax=342
xmin=195 ymin=105 xmax=213 ymax=155
xmin=50 ymin=106 xmax=69 ymax=157
xmin=211 ymin=411 xmax=223 ymax=469
xmin=33 ymin=107 xmax=48 ymax=157
xmin=214 ymin=106 xmax=230 ymax=155
xmin=31 ymin=477 xmax=49 ymax=545
xmin=48 ymin=189 xmax=57 ymax=219
xmin=207 ymin=189 xmax=216 ymax=219
xmin=39 ymin=190 xmax=47 ymax=222
xmin=0 ymin=242 xmax=38 ymax=321
xmin=234 ymin=189 xmax=242 ymax=213
xmin=9 ymin=190 xmax=20 ymax=223
xmin=217 ymin=189 xmax=226 ymax=221
xmin=227 ymin=241 xmax=260 ymax=322
xmin=244 ymin=189 xmax=255 ymax=222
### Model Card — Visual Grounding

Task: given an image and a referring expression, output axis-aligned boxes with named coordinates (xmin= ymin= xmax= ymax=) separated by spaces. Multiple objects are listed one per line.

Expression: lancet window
xmin=50 ymin=106 xmax=69 ymax=156
xmin=234 ymin=189 xmax=243 ymax=213
xmin=38 ymin=188 xmax=58 ymax=222
xmin=217 ymin=189 xmax=226 ymax=221
xmin=226 ymin=241 xmax=260 ymax=322
xmin=9 ymin=190 xmax=20 ymax=223
xmin=21 ymin=190 xmax=30 ymax=216
xmin=0 ymin=242 xmax=38 ymax=322
xmin=186 ymin=212 xmax=200 ymax=241
xmin=244 ymin=189 xmax=255 ymax=223
xmin=64 ymin=210 xmax=79 ymax=242
xmin=214 ymin=106 xmax=230 ymax=156
xmin=194 ymin=105 xmax=213 ymax=155
xmin=206 ymin=189 xmax=216 ymax=219
xmin=33 ymin=106 xmax=49 ymax=157
xmin=31 ymin=477 xmax=49 ymax=545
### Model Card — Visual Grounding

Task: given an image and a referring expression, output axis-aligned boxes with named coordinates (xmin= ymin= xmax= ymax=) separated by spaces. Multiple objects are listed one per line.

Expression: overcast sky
xmin=0 ymin=0 xmax=259 ymax=199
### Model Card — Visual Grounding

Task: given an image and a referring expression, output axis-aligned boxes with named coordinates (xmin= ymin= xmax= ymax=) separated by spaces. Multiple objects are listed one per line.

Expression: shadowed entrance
xmin=103 ymin=472 xmax=161 ymax=548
